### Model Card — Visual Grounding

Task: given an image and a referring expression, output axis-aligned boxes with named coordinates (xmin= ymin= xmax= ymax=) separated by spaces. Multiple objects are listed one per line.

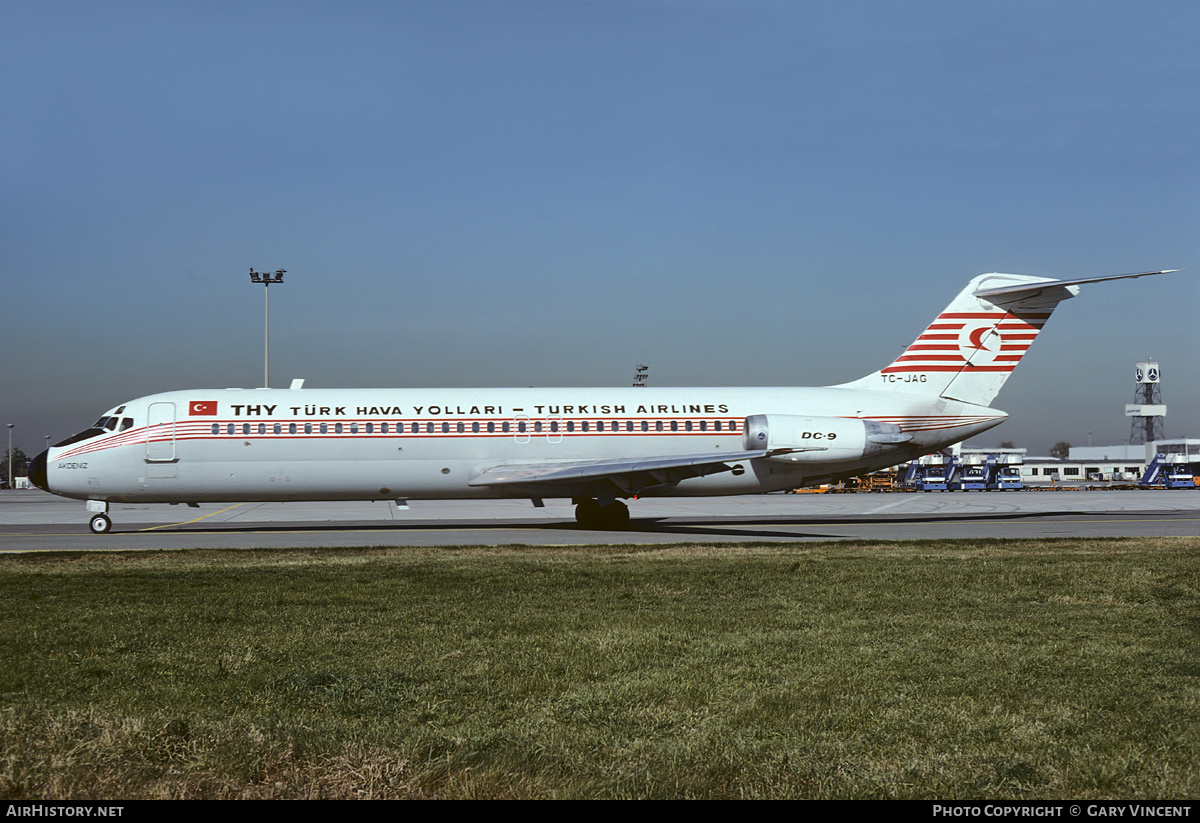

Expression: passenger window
xmin=258 ymin=423 xmax=266 ymax=435
xmin=487 ymin=421 xmax=495 ymax=433
xmin=641 ymin=421 xmax=648 ymax=432
xmin=304 ymin=423 xmax=313 ymax=434
xmin=655 ymin=421 xmax=663 ymax=432
xmin=685 ymin=421 xmax=693 ymax=432
xmin=472 ymin=422 xmax=480 ymax=433
xmin=670 ymin=421 xmax=678 ymax=432
xmin=289 ymin=423 xmax=298 ymax=435
xmin=457 ymin=422 xmax=465 ymax=433
xmin=227 ymin=423 xmax=235 ymax=435
xmin=335 ymin=422 xmax=343 ymax=434
xmin=242 ymin=423 xmax=250 ymax=435
xmin=273 ymin=423 xmax=282 ymax=435
xmin=211 ymin=424 xmax=219 ymax=435
xmin=441 ymin=422 xmax=449 ymax=434
xmin=350 ymin=423 xmax=359 ymax=434
xmin=320 ymin=422 xmax=328 ymax=434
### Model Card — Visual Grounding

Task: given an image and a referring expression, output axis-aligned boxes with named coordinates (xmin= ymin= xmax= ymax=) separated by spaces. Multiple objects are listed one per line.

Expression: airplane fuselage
xmin=40 ymin=386 xmax=1004 ymax=504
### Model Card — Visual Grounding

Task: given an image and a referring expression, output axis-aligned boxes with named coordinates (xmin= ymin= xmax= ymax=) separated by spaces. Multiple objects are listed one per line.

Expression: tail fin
xmin=837 ymin=270 xmax=1180 ymax=407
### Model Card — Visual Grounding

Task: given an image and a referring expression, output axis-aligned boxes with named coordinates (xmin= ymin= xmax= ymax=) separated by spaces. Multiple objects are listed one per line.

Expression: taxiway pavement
xmin=0 ymin=489 xmax=1195 ymax=551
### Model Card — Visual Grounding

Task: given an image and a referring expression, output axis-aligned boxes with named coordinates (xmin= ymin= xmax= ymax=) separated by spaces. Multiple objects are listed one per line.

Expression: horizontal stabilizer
xmin=973 ymin=269 xmax=1181 ymax=301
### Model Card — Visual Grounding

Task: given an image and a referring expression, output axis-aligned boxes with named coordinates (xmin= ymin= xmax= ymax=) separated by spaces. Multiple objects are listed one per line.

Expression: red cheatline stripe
xmin=52 ymin=418 xmax=755 ymax=456
xmin=59 ymin=429 xmax=752 ymax=456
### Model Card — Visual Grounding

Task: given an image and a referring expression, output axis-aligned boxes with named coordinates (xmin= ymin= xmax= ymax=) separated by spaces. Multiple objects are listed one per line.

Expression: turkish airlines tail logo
xmin=189 ymin=400 xmax=218 ymax=416
xmin=882 ymin=309 xmax=1050 ymax=374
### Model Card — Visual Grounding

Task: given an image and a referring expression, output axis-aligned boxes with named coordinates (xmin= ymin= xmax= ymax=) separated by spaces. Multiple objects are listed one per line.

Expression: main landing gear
xmin=574 ymin=498 xmax=630 ymax=529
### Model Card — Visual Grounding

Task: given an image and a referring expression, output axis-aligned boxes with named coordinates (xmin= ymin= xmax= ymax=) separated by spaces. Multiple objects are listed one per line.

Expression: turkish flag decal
xmin=189 ymin=400 xmax=218 ymax=416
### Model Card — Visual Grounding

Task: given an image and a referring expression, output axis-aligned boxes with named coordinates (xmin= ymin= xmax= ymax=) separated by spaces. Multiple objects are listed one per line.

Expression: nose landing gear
xmin=86 ymin=500 xmax=112 ymax=534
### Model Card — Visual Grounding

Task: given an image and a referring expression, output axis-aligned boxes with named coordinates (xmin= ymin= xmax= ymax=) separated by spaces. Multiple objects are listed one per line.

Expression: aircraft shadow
xmin=117 ymin=508 xmax=1154 ymax=541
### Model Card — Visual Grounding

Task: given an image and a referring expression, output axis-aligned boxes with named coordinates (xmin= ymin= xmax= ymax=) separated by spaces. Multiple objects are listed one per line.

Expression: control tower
xmin=1126 ymin=360 xmax=1165 ymax=444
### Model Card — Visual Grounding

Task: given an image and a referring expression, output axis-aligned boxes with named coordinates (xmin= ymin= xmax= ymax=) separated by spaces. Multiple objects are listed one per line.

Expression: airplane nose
xmin=29 ymin=449 xmax=49 ymax=492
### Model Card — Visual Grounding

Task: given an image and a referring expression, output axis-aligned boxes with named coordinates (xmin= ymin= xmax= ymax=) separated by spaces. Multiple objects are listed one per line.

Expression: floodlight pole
xmin=6 ymin=424 xmax=12 ymax=491
xmin=248 ymin=269 xmax=286 ymax=388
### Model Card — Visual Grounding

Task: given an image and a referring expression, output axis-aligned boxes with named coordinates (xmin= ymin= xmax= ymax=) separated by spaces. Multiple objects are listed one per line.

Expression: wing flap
xmin=468 ymin=449 xmax=771 ymax=491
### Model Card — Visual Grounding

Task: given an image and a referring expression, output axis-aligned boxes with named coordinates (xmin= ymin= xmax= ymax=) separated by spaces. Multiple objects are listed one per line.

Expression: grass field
xmin=1 ymin=538 xmax=1197 ymax=799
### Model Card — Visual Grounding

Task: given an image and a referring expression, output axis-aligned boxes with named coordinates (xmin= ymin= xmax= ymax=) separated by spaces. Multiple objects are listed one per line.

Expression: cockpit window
xmin=57 ymin=409 xmax=130 ymax=448
xmin=53 ymin=428 xmax=106 ymax=448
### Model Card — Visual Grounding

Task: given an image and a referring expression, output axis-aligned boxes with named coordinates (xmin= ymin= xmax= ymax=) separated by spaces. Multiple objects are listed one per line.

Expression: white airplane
xmin=29 ymin=269 xmax=1183 ymax=534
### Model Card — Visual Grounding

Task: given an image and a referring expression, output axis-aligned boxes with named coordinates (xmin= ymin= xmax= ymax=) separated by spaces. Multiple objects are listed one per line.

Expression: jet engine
xmin=742 ymin=414 xmax=912 ymax=463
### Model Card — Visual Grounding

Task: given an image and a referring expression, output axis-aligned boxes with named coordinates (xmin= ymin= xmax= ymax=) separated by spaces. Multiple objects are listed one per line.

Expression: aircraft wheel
xmin=575 ymin=499 xmax=630 ymax=529
xmin=575 ymin=499 xmax=601 ymax=528
xmin=89 ymin=514 xmax=112 ymax=535
xmin=600 ymin=500 xmax=630 ymax=529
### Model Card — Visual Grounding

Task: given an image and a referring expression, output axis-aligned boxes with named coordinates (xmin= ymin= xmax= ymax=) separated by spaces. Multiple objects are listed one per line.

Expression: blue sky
xmin=4 ymin=0 xmax=1198 ymax=455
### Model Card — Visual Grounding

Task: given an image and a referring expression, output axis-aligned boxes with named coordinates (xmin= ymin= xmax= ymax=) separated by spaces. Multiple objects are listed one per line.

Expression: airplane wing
xmin=468 ymin=448 xmax=786 ymax=497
